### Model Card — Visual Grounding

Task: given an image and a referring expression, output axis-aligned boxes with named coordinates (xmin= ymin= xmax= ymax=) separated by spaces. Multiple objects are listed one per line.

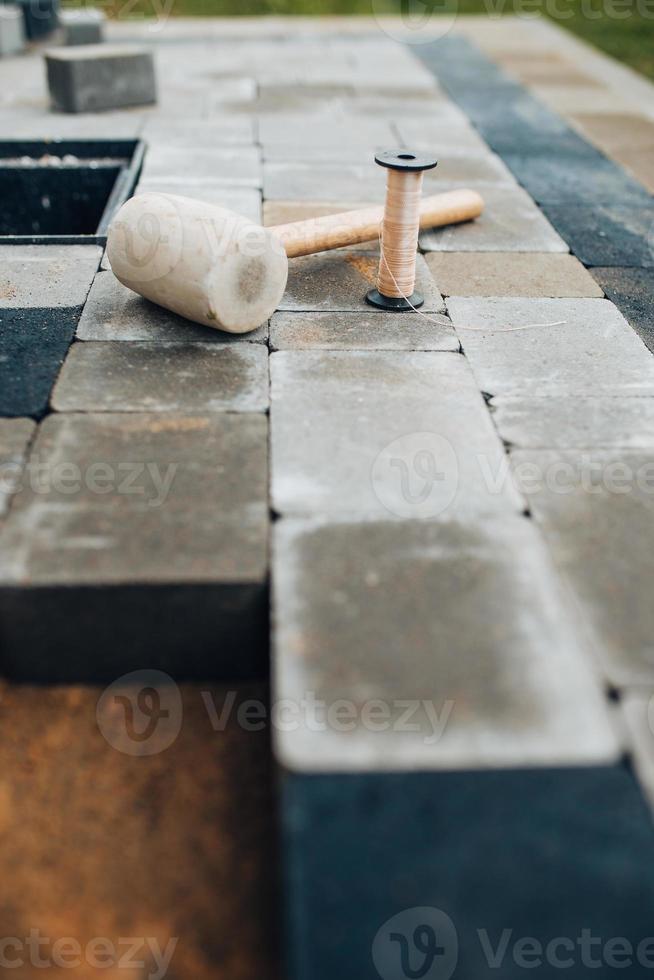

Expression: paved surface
xmin=2 ymin=13 xmax=654 ymax=979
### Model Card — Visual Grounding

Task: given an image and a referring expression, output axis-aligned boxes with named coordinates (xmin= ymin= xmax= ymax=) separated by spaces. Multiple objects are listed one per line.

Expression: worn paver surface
xmin=2 ymin=14 xmax=654 ymax=980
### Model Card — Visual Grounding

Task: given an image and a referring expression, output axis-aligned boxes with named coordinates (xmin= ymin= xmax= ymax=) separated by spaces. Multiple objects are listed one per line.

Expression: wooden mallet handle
xmin=270 ymin=189 xmax=484 ymax=259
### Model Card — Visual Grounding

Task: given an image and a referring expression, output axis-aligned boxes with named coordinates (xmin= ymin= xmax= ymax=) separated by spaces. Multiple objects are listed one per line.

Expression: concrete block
xmin=503 ymin=149 xmax=651 ymax=207
xmin=420 ymin=187 xmax=567 ymax=253
xmin=0 ymin=681 xmax=278 ymax=979
xmin=0 ymin=419 xmax=35 ymax=518
xmin=447 ymin=298 xmax=654 ymax=397
xmin=426 ymin=252 xmax=604 ymax=298
xmin=12 ymin=0 xmax=58 ymax=39
xmin=274 ymin=515 xmax=617 ymax=771
xmin=77 ymin=271 xmax=268 ymax=344
xmin=135 ymin=182 xmax=262 ymax=224
xmin=540 ymin=204 xmax=654 ymax=268
xmin=45 ymin=44 xmax=156 ymax=113
xmin=572 ymin=113 xmax=654 ymax=153
xmin=0 ymin=308 xmax=80 ymax=418
xmin=263 ymin=162 xmax=385 ymax=203
xmin=280 ymin=252 xmax=445 ymax=313
xmin=58 ymin=7 xmax=104 ymax=45
xmin=0 ymin=245 xmax=101 ymax=309
xmin=140 ymin=116 xmax=255 ymax=146
xmin=612 ymin=146 xmax=654 ymax=195
xmin=0 ymin=413 xmax=269 ymax=681
xmin=591 ymin=267 xmax=654 ymax=353
xmin=0 ymin=5 xmax=25 ymax=56
xmin=270 ymin=350 xmax=522 ymax=519
xmin=491 ymin=396 xmax=654 ymax=450
xmin=52 ymin=341 xmax=269 ymax=413
xmin=622 ymin=693 xmax=654 ymax=811
xmin=257 ymin=113 xmax=395 ymax=147
xmin=283 ymin=766 xmax=654 ymax=980
xmin=140 ymin=145 xmax=261 ymax=188
xmin=511 ymin=449 xmax=654 ymax=686
xmin=270 ymin=311 xmax=458 ymax=352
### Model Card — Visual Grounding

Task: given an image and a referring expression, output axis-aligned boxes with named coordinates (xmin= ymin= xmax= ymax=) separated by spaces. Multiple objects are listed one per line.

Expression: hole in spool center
xmin=397 ymin=153 xmax=416 ymax=160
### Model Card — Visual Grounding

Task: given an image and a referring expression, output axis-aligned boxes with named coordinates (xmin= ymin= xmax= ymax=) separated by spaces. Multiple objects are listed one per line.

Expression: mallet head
xmin=107 ymin=193 xmax=289 ymax=334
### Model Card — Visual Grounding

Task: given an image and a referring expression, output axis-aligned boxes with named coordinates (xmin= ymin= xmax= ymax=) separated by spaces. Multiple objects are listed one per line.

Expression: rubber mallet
xmin=107 ymin=178 xmax=483 ymax=335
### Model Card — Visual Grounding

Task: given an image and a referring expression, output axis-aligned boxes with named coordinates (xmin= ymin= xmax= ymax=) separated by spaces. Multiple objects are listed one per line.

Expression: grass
xmin=68 ymin=0 xmax=654 ymax=82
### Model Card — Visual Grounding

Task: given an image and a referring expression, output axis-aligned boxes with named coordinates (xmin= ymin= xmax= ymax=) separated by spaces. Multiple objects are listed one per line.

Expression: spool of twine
xmin=377 ymin=168 xmax=424 ymax=300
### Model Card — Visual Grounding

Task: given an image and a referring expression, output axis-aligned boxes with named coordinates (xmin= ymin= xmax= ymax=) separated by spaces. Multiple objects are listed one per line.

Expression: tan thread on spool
xmin=377 ymin=169 xmax=424 ymax=300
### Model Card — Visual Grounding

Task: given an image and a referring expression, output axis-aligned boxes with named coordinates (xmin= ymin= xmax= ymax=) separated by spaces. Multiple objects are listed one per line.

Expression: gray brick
xmin=420 ymin=186 xmax=567 ymax=252
xmin=45 ymin=45 xmax=156 ymax=113
xmin=140 ymin=116 xmax=255 ymax=147
xmin=135 ymin=182 xmax=262 ymax=224
xmin=0 ymin=419 xmax=34 ymax=518
xmin=270 ymin=350 xmax=521 ymax=518
xmin=140 ymin=145 xmax=261 ymax=188
xmin=447 ymin=298 xmax=654 ymax=397
xmin=257 ymin=113 xmax=395 ymax=146
xmin=77 ymin=272 xmax=268 ymax=344
xmin=0 ymin=245 xmax=101 ymax=309
xmin=280 ymin=252 xmax=445 ymax=313
xmin=58 ymin=8 xmax=105 ymax=46
xmin=270 ymin=310 xmax=458 ymax=352
xmin=0 ymin=5 xmax=25 ymax=56
xmin=512 ymin=448 xmax=654 ymax=686
xmin=274 ymin=514 xmax=617 ymax=771
xmin=263 ymin=162 xmax=385 ymax=203
xmin=52 ymin=342 xmax=269 ymax=414
xmin=0 ymin=412 xmax=269 ymax=680
xmin=491 ymin=396 xmax=654 ymax=450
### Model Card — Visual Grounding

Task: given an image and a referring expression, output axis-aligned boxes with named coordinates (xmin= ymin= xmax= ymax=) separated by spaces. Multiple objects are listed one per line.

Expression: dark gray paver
xmin=592 ymin=267 xmax=654 ymax=353
xmin=540 ymin=204 xmax=654 ymax=268
xmin=77 ymin=272 xmax=268 ymax=344
xmin=284 ymin=767 xmax=654 ymax=980
xmin=52 ymin=342 xmax=269 ymax=414
xmin=59 ymin=8 xmax=104 ymax=45
xmin=270 ymin=310 xmax=458 ymax=351
xmin=0 ymin=418 xmax=34 ymax=519
xmin=45 ymin=45 xmax=156 ymax=113
xmin=420 ymin=186 xmax=567 ymax=253
xmin=0 ymin=246 xmax=101 ymax=309
xmin=270 ymin=350 xmax=522 ymax=518
xmin=0 ymin=308 xmax=81 ymax=418
xmin=426 ymin=252 xmax=604 ymax=298
xmin=492 ymin=396 xmax=654 ymax=450
xmin=0 ymin=412 xmax=269 ymax=681
xmin=280 ymin=252 xmax=445 ymax=313
xmin=502 ymin=149 xmax=652 ymax=207
xmin=512 ymin=449 xmax=654 ymax=686
xmin=274 ymin=515 xmax=616 ymax=770
xmin=622 ymin=694 xmax=654 ymax=811
xmin=447 ymin=298 xmax=654 ymax=397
